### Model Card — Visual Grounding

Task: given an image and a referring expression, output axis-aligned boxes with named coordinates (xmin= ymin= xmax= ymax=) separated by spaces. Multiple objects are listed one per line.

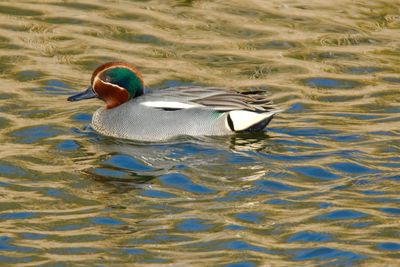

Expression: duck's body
xmin=68 ymin=62 xmax=281 ymax=141
xmin=92 ymin=94 xmax=231 ymax=141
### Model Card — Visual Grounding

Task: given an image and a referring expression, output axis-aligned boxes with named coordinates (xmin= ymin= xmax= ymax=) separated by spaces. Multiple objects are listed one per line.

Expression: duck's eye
xmin=104 ymin=76 xmax=111 ymax=82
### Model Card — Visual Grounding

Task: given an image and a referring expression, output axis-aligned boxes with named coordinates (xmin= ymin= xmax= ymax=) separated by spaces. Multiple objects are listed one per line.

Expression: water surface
xmin=0 ymin=1 xmax=399 ymax=266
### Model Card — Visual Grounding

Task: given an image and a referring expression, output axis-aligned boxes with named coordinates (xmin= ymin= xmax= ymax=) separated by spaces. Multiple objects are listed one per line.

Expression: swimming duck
xmin=68 ymin=62 xmax=282 ymax=141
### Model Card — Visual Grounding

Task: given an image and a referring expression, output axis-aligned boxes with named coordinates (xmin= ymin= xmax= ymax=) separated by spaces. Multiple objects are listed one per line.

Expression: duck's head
xmin=68 ymin=62 xmax=144 ymax=109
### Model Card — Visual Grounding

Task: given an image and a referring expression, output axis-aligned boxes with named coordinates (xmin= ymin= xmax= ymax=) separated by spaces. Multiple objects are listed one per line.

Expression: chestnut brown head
xmin=68 ymin=62 xmax=144 ymax=109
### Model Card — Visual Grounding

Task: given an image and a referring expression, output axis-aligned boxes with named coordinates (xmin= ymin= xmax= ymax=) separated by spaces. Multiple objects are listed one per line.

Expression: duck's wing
xmin=140 ymin=86 xmax=276 ymax=112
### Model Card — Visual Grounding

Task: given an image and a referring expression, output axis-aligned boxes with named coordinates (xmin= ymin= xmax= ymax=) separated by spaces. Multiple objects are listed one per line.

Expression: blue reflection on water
xmin=225 ymin=224 xmax=246 ymax=231
xmin=291 ymin=166 xmax=339 ymax=180
xmin=361 ymin=190 xmax=384 ymax=195
xmin=57 ymin=140 xmax=79 ymax=151
xmin=122 ymin=248 xmax=145 ymax=254
xmin=234 ymin=212 xmax=264 ymax=224
xmin=0 ymin=236 xmax=38 ymax=253
xmin=319 ymin=202 xmax=333 ymax=209
xmin=41 ymin=79 xmax=72 ymax=95
xmin=186 ymin=239 xmax=275 ymax=254
xmin=223 ymin=240 xmax=273 ymax=254
xmin=349 ymin=222 xmax=375 ymax=228
xmin=382 ymin=77 xmax=400 ymax=83
xmin=255 ymin=180 xmax=299 ymax=192
xmin=160 ymin=173 xmax=215 ymax=194
xmin=286 ymin=102 xmax=304 ymax=113
xmin=0 ymin=255 xmax=33 ymax=264
xmin=21 ymin=233 xmax=48 ymax=240
xmin=140 ymin=189 xmax=176 ymax=198
xmin=287 ymin=231 xmax=332 ymax=243
xmin=11 ymin=125 xmax=62 ymax=144
xmin=91 ymin=217 xmax=124 ymax=225
xmin=46 ymin=79 xmax=69 ymax=88
xmin=0 ymin=162 xmax=27 ymax=177
xmin=46 ymin=188 xmax=62 ymax=197
xmin=176 ymin=219 xmax=214 ymax=232
xmin=0 ymin=212 xmax=34 ymax=220
xmin=305 ymin=77 xmax=361 ymax=89
xmin=377 ymin=243 xmax=400 ymax=251
xmin=345 ymin=66 xmax=384 ymax=75
xmin=16 ymin=70 xmax=42 ymax=81
xmin=105 ymin=154 xmax=155 ymax=172
xmin=329 ymin=162 xmax=375 ymax=174
xmin=379 ymin=208 xmax=400 ymax=216
xmin=265 ymin=199 xmax=293 ymax=205
xmin=316 ymin=210 xmax=368 ymax=220
xmin=72 ymin=113 xmax=92 ymax=122
xmin=93 ymin=168 xmax=127 ymax=178
xmin=53 ymin=223 xmax=89 ymax=231
xmin=292 ymin=247 xmax=366 ymax=264
xmin=224 ymin=261 xmax=256 ymax=267
xmin=129 ymin=232 xmax=194 ymax=245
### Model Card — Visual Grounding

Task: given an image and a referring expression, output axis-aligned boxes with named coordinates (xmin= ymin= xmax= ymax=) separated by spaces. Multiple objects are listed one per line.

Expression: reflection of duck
xmin=92 ymin=138 xmax=271 ymax=187
xmin=68 ymin=62 xmax=282 ymax=141
xmin=92 ymin=136 xmax=269 ymax=186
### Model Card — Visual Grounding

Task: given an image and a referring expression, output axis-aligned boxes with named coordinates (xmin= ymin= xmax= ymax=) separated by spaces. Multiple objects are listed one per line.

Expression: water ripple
xmin=0 ymin=0 xmax=398 ymax=266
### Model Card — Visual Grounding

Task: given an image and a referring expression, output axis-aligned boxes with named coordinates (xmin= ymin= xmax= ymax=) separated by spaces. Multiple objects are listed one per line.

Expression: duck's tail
xmin=227 ymin=109 xmax=283 ymax=132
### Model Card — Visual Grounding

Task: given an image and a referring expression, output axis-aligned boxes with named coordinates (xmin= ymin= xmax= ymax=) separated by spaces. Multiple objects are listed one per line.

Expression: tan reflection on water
xmin=0 ymin=0 xmax=399 ymax=266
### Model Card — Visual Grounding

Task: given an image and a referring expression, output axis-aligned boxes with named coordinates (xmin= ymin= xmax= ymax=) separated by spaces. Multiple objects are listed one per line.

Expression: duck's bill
xmin=68 ymin=86 xmax=97 ymax=102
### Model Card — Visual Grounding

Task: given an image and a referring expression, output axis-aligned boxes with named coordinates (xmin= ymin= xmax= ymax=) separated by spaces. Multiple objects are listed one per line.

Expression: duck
xmin=68 ymin=62 xmax=282 ymax=141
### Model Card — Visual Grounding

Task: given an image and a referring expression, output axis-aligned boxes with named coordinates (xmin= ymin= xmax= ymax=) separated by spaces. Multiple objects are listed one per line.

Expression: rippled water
xmin=0 ymin=0 xmax=399 ymax=266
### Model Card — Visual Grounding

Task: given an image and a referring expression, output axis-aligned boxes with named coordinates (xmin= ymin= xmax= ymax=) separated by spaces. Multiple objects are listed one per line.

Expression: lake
xmin=0 ymin=1 xmax=399 ymax=266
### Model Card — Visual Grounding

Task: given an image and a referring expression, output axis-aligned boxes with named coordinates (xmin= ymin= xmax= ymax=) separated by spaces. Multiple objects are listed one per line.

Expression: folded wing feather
xmin=141 ymin=86 xmax=276 ymax=112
